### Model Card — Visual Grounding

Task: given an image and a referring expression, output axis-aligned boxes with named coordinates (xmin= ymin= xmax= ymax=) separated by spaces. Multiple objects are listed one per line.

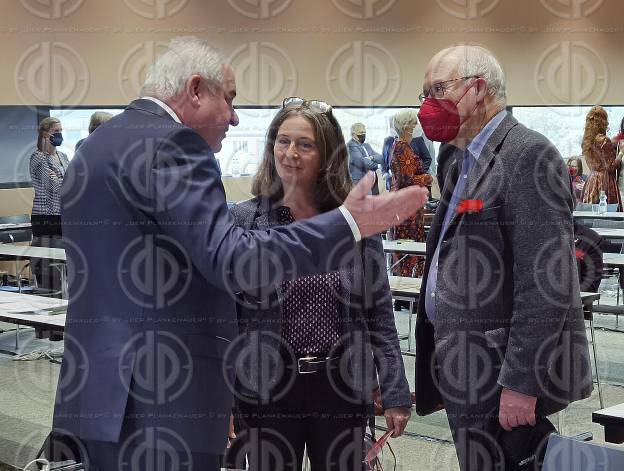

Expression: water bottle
xmin=599 ymin=190 xmax=608 ymax=214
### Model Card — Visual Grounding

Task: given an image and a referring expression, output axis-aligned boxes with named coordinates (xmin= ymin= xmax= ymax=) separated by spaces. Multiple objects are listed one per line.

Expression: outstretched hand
xmin=344 ymin=172 xmax=429 ymax=239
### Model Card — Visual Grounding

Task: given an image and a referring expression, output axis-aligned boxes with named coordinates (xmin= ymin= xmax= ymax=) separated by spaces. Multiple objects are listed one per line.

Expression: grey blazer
xmin=415 ymin=113 xmax=592 ymax=420
xmin=230 ymin=197 xmax=411 ymax=410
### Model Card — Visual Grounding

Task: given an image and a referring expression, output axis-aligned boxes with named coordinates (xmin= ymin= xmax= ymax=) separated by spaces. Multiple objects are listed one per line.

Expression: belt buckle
xmin=297 ymin=356 xmax=318 ymax=374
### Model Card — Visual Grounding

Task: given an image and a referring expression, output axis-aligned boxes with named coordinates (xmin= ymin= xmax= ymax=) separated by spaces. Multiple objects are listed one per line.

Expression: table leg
xmin=15 ymin=260 xmax=21 ymax=294
xmin=604 ymin=425 xmax=624 ymax=444
xmin=60 ymin=263 xmax=67 ymax=300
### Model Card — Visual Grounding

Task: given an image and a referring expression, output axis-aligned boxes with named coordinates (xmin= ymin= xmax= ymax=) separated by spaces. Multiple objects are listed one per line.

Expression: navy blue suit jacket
xmin=53 ymin=99 xmax=356 ymax=454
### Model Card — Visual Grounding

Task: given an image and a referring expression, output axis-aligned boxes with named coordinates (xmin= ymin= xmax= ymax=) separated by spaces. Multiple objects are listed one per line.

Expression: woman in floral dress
xmin=389 ymin=109 xmax=432 ymax=277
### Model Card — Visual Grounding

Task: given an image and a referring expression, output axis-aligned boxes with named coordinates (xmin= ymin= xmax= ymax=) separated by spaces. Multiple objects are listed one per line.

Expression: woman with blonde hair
xmin=581 ymin=106 xmax=622 ymax=210
xmin=388 ymin=108 xmax=432 ymax=277
xmin=30 ymin=116 xmax=69 ymax=291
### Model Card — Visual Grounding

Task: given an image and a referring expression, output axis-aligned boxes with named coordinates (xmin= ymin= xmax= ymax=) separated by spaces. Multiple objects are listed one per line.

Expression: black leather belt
xmin=297 ymin=355 xmax=340 ymax=374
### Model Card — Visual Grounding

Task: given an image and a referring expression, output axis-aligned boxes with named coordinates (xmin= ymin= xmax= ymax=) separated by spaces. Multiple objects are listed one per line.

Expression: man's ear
xmin=185 ymin=75 xmax=203 ymax=107
xmin=474 ymin=77 xmax=488 ymax=102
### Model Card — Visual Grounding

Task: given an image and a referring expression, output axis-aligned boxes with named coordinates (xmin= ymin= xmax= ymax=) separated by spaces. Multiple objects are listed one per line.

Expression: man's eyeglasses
xmin=283 ymin=96 xmax=332 ymax=115
xmin=418 ymin=76 xmax=481 ymax=103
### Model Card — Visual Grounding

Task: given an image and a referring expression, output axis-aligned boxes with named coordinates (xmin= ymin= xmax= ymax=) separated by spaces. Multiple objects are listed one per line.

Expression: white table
xmin=0 ymin=244 xmax=67 ymax=297
xmin=593 ymin=403 xmax=624 ymax=444
xmin=0 ymin=244 xmax=65 ymax=261
xmin=594 ymin=228 xmax=624 ymax=240
xmin=604 ymin=253 xmax=624 ymax=268
xmin=0 ymin=291 xmax=66 ymax=329
xmin=383 ymin=240 xmax=426 ymax=256
xmin=0 ymin=223 xmax=31 ymax=231
xmin=574 ymin=211 xmax=624 ymax=221
xmin=383 ymin=240 xmax=426 ymax=275
xmin=0 ymin=291 xmax=67 ymax=355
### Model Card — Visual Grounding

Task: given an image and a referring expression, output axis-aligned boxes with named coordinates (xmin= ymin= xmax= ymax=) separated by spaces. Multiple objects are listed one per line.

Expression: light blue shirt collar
xmin=466 ymin=109 xmax=507 ymax=161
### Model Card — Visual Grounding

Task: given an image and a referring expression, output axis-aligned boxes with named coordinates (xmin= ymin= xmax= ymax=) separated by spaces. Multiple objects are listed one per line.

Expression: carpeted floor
xmin=2 ymin=289 xmax=624 ymax=470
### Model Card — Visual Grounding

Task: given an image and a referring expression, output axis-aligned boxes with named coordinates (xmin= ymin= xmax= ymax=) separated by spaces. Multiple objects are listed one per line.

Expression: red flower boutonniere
xmin=575 ymin=249 xmax=585 ymax=260
xmin=456 ymin=199 xmax=484 ymax=215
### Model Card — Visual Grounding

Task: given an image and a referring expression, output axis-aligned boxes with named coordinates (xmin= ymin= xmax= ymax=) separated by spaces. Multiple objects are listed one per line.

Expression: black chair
xmin=575 ymin=223 xmax=604 ymax=293
xmin=0 ymin=214 xmax=32 ymax=244
xmin=574 ymin=224 xmax=605 ymax=408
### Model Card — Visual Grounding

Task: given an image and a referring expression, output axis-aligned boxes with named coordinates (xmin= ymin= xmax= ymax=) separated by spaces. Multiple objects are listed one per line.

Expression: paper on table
xmin=2 ymin=299 xmax=68 ymax=315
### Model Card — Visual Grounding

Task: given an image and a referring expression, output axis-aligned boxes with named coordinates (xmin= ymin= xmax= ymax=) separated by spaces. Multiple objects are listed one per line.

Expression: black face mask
xmin=49 ymin=132 xmax=63 ymax=147
xmin=357 ymin=134 xmax=366 ymax=144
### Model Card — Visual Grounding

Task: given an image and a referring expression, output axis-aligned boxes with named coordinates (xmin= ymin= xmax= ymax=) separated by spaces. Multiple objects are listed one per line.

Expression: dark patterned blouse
xmin=277 ymin=206 xmax=343 ymax=356
xmin=29 ymin=149 xmax=69 ymax=215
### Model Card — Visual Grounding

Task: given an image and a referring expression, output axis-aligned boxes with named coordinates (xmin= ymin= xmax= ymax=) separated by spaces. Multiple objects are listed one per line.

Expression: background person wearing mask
xmin=75 ymin=111 xmax=114 ymax=150
xmin=29 ymin=116 xmax=69 ymax=292
xmin=388 ymin=109 xmax=432 ymax=277
xmin=347 ymin=122 xmax=383 ymax=194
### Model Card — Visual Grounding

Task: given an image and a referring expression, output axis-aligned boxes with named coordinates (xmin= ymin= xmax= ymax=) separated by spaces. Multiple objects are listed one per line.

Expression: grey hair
xmin=140 ymin=36 xmax=226 ymax=100
xmin=392 ymin=109 xmax=419 ymax=135
xmin=442 ymin=45 xmax=507 ymax=107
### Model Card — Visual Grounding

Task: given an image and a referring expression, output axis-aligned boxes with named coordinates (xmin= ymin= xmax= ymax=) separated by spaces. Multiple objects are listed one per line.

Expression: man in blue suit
xmin=52 ymin=37 xmax=428 ymax=470
xmin=347 ymin=123 xmax=383 ymax=194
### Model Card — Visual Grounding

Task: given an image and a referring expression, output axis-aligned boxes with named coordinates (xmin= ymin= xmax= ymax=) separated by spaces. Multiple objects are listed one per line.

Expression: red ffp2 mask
xmin=418 ymin=84 xmax=475 ymax=142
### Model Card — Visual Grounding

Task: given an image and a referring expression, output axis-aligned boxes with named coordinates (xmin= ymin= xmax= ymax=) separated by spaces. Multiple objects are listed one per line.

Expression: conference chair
xmin=0 ymin=214 xmax=32 ymax=244
xmin=542 ymin=433 xmax=624 ymax=471
xmin=574 ymin=224 xmax=605 ymax=408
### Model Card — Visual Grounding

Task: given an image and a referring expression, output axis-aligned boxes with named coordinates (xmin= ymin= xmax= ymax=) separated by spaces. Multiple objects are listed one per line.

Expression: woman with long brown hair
xmin=228 ymin=98 xmax=412 ymax=471
xmin=581 ymin=106 xmax=622 ymax=210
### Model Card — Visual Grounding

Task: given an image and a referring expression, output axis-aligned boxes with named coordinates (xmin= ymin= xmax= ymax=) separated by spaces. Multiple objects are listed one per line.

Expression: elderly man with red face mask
xmin=413 ymin=45 xmax=592 ymax=471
